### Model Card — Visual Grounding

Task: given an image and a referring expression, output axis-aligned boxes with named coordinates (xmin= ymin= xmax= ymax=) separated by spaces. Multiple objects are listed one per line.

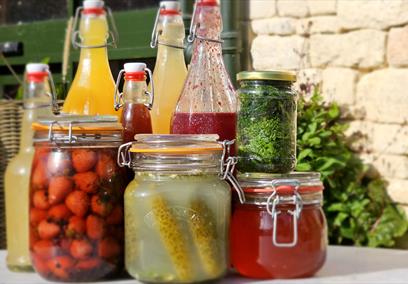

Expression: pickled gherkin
xmin=189 ymin=199 xmax=223 ymax=278
xmin=151 ymin=196 xmax=193 ymax=282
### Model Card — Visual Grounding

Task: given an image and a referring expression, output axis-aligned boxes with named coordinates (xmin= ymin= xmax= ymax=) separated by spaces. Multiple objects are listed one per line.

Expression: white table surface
xmin=1 ymin=246 xmax=408 ymax=284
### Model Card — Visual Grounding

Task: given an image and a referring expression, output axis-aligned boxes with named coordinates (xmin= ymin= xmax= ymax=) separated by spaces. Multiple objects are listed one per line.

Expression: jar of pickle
xmin=29 ymin=116 xmax=128 ymax=281
xmin=236 ymin=71 xmax=297 ymax=173
xmin=118 ymin=134 xmax=244 ymax=283
xmin=231 ymin=172 xmax=327 ymax=279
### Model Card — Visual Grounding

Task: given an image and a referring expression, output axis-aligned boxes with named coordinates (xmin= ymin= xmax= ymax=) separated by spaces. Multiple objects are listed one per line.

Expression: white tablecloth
xmin=1 ymin=246 xmax=408 ymax=283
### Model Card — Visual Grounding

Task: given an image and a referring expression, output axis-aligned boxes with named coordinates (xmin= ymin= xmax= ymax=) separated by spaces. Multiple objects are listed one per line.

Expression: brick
xmin=338 ymin=0 xmax=408 ymax=30
xmin=388 ymin=25 xmax=408 ymax=67
xmin=387 ymin=179 xmax=408 ymax=204
xmin=252 ymin=17 xmax=297 ymax=35
xmin=250 ymin=0 xmax=277 ymax=19
xmin=356 ymin=69 xmax=408 ymax=124
xmin=307 ymin=0 xmax=337 ymax=16
xmin=310 ymin=30 xmax=386 ymax=68
xmin=251 ymin=35 xmax=307 ymax=70
xmin=361 ymin=154 xmax=408 ymax=180
xmin=297 ymin=16 xmax=340 ymax=34
xmin=277 ymin=0 xmax=309 ymax=18
xmin=321 ymin=68 xmax=357 ymax=105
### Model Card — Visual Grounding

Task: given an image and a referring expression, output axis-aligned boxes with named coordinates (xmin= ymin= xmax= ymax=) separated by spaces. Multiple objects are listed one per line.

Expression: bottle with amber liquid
xmin=114 ymin=63 xmax=154 ymax=142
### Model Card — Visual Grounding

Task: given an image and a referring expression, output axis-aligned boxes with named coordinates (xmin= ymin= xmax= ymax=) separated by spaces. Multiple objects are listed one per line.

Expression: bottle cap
xmin=83 ymin=0 xmax=104 ymax=9
xmin=160 ymin=1 xmax=180 ymax=11
xmin=26 ymin=63 xmax=49 ymax=74
xmin=197 ymin=0 xmax=218 ymax=6
xmin=124 ymin=63 xmax=146 ymax=73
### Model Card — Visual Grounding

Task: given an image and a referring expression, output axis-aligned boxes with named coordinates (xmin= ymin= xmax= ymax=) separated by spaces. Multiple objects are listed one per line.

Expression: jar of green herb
xmin=236 ymin=71 xmax=297 ymax=173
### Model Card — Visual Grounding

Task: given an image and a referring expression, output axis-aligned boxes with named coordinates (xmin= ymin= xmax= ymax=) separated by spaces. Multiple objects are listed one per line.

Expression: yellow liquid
xmin=150 ymin=21 xmax=187 ymax=134
xmin=62 ymin=13 xmax=120 ymax=118
xmin=5 ymin=102 xmax=52 ymax=271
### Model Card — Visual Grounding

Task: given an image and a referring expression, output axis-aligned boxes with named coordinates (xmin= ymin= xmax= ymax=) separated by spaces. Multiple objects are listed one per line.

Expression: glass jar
xmin=118 ymin=134 xmax=244 ymax=283
xmin=231 ymin=172 xmax=327 ymax=279
xmin=29 ymin=116 xmax=128 ymax=281
xmin=236 ymin=71 xmax=297 ymax=173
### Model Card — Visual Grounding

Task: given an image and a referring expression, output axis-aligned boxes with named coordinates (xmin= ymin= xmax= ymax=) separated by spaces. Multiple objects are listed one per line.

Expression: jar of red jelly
xmin=29 ymin=116 xmax=127 ymax=281
xmin=231 ymin=172 xmax=327 ymax=279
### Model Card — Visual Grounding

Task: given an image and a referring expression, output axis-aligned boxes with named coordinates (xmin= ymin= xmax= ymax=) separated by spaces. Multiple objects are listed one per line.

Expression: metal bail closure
xmin=117 ymin=141 xmax=133 ymax=168
xmin=113 ymin=66 xmax=155 ymax=111
xmin=71 ymin=5 xmax=119 ymax=49
xmin=150 ymin=2 xmax=163 ymax=48
xmin=266 ymin=180 xmax=303 ymax=248
xmin=47 ymin=69 xmax=60 ymax=115
xmin=219 ymin=140 xmax=245 ymax=204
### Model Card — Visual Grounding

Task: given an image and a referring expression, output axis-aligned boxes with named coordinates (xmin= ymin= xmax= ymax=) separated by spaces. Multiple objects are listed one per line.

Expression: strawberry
xmin=86 ymin=215 xmax=106 ymax=240
xmin=66 ymin=216 xmax=86 ymax=237
xmin=106 ymin=205 xmax=123 ymax=225
xmin=98 ymin=238 xmax=121 ymax=259
xmin=47 ymin=256 xmax=74 ymax=280
xmin=33 ymin=240 xmax=61 ymax=260
xmin=75 ymin=257 xmax=101 ymax=270
xmin=72 ymin=149 xmax=97 ymax=173
xmin=48 ymin=204 xmax=72 ymax=222
xmin=95 ymin=152 xmax=117 ymax=180
xmin=38 ymin=220 xmax=61 ymax=240
xmin=65 ymin=190 xmax=89 ymax=217
xmin=60 ymin=238 xmax=72 ymax=254
xmin=30 ymin=208 xmax=48 ymax=226
xmin=31 ymin=161 xmax=49 ymax=190
xmin=47 ymin=151 xmax=72 ymax=176
xmin=32 ymin=254 xmax=50 ymax=275
xmin=91 ymin=195 xmax=113 ymax=217
xmin=48 ymin=176 xmax=73 ymax=205
xmin=73 ymin=172 xmax=99 ymax=193
xmin=33 ymin=190 xmax=50 ymax=210
xmin=70 ymin=239 xmax=93 ymax=260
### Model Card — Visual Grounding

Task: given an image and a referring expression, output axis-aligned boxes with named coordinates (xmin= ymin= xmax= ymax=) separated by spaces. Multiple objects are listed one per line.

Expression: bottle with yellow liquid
xmin=62 ymin=0 xmax=120 ymax=117
xmin=4 ymin=63 xmax=57 ymax=271
xmin=150 ymin=1 xmax=187 ymax=134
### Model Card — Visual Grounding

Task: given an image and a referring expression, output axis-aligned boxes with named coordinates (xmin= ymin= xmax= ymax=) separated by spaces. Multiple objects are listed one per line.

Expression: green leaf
xmin=295 ymin=163 xmax=312 ymax=171
xmin=297 ymin=148 xmax=313 ymax=162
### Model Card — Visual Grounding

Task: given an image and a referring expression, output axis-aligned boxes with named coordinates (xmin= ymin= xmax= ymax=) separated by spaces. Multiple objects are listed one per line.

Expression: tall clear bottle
xmin=62 ymin=0 xmax=120 ymax=118
xmin=114 ymin=63 xmax=154 ymax=143
xmin=150 ymin=1 xmax=187 ymax=134
xmin=171 ymin=0 xmax=237 ymax=143
xmin=4 ymin=63 xmax=57 ymax=271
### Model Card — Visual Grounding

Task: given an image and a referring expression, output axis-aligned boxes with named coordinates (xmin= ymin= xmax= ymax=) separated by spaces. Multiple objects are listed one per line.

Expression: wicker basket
xmin=0 ymin=100 xmax=23 ymax=249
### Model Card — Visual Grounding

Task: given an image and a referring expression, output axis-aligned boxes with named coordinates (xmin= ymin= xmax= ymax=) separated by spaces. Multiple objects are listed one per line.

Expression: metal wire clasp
xmin=150 ymin=3 xmax=163 ymax=48
xmin=117 ymin=141 xmax=133 ymax=168
xmin=187 ymin=0 xmax=224 ymax=44
xmin=219 ymin=140 xmax=245 ymax=204
xmin=71 ymin=5 xmax=119 ymax=49
xmin=113 ymin=67 xmax=154 ymax=111
xmin=266 ymin=180 xmax=303 ymax=248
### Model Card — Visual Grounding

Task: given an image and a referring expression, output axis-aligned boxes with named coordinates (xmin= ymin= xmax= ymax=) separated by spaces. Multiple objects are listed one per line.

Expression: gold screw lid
xmin=237 ymin=70 xmax=296 ymax=82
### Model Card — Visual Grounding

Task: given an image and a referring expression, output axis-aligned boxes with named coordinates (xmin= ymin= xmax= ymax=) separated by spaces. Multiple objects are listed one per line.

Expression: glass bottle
xmin=4 ymin=63 xmax=57 ymax=272
xmin=150 ymin=1 xmax=187 ymax=134
xmin=62 ymin=0 xmax=120 ymax=118
xmin=114 ymin=63 xmax=154 ymax=143
xmin=171 ymin=0 xmax=237 ymax=143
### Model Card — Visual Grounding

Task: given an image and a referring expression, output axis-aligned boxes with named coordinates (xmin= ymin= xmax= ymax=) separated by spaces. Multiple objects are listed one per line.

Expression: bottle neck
xmin=77 ymin=13 xmax=110 ymax=66
xmin=24 ymin=80 xmax=53 ymax=109
xmin=123 ymin=80 xmax=147 ymax=104
xmin=157 ymin=14 xmax=185 ymax=49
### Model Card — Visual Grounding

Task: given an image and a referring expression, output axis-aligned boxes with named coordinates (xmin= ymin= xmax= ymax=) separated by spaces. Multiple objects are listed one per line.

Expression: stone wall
xmin=249 ymin=0 xmax=408 ymax=212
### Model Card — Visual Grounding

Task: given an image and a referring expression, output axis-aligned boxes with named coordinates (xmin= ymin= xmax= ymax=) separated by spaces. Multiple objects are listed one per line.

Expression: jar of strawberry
xmin=29 ymin=115 xmax=128 ymax=281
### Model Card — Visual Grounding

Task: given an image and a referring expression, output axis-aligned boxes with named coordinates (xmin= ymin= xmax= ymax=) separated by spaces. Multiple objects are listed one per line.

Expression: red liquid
xmin=171 ymin=112 xmax=237 ymax=142
xmin=122 ymin=103 xmax=152 ymax=142
xmin=230 ymin=203 xmax=327 ymax=279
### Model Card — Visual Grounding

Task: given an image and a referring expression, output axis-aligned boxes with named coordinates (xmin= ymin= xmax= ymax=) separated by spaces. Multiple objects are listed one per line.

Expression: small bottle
xmin=150 ymin=1 xmax=187 ymax=134
xmin=114 ymin=63 xmax=154 ymax=142
xmin=5 ymin=63 xmax=57 ymax=272
xmin=171 ymin=0 xmax=237 ymax=144
xmin=62 ymin=0 xmax=120 ymax=117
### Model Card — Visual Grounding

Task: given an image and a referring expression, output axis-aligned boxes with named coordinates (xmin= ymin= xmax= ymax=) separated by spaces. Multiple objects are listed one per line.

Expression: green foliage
xmin=296 ymin=90 xmax=408 ymax=247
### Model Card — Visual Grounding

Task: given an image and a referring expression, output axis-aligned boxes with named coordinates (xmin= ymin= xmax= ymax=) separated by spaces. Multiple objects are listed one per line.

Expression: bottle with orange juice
xmin=62 ymin=0 xmax=120 ymax=118
xmin=149 ymin=1 xmax=187 ymax=134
